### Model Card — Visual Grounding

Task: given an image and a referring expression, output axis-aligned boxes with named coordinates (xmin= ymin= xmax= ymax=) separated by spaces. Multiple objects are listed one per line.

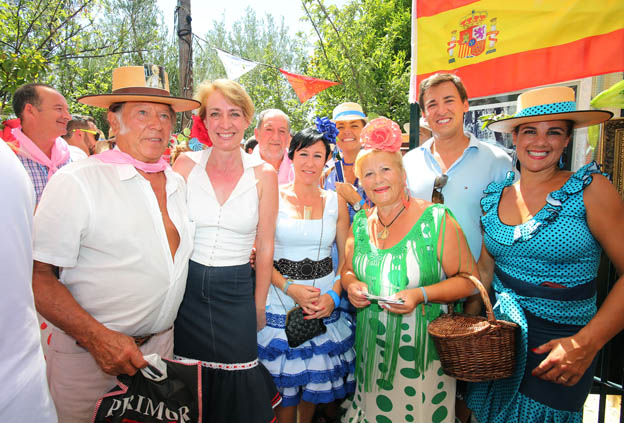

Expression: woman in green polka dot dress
xmin=340 ymin=118 xmax=479 ymax=423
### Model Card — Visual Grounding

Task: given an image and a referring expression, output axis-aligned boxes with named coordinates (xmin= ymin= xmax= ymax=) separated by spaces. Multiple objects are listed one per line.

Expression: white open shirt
xmin=33 ymin=157 xmax=194 ymax=337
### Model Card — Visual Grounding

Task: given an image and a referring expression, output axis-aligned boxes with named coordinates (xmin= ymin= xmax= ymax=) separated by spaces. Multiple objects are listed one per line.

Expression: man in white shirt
xmin=32 ymin=65 xmax=200 ymax=423
xmin=252 ymin=108 xmax=294 ymax=184
xmin=0 ymin=141 xmax=57 ymax=422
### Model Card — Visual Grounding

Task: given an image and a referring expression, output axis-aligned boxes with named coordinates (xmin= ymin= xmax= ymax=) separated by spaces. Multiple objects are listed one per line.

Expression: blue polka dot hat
xmin=487 ymin=86 xmax=613 ymax=133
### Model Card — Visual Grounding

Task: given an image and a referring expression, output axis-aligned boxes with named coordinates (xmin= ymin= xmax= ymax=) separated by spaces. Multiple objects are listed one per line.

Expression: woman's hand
xmin=249 ymin=247 xmax=256 ymax=270
xmin=256 ymin=304 xmax=266 ymax=332
xmin=335 ymin=182 xmax=362 ymax=206
xmin=287 ymin=284 xmax=322 ymax=315
xmin=381 ymin=288 xmax=421 ymax=315
xmin=531 ymin=334 xmax=599 ymax=387
xmin=346 ymin=281 xmax=371 ymax=308
xmin=304 ymin=293 xmax=334 ymax=320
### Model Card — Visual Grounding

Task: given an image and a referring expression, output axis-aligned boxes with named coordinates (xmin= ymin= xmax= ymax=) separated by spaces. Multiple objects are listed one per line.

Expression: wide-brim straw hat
xmin=332 ymin=102 xmax=368 ymax=122
xmin=487 ymin=86 xmax=612 ymax=133
xmin=78 ymin=65 xmax=200 ymax=113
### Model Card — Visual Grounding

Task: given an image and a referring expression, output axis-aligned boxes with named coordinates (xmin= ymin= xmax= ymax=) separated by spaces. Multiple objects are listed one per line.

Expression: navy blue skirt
xmin=174 ymin=261 xmax=280 ymax=422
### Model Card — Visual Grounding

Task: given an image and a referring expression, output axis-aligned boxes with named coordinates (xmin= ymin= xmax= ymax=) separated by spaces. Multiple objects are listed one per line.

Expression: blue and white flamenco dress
xmin=257 ymin=190 xmax=356 ymax=407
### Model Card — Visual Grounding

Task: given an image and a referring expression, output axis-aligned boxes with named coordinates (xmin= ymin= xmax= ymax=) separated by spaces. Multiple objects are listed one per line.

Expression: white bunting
xmin=215 ymin=48 xmax=259 ymax=80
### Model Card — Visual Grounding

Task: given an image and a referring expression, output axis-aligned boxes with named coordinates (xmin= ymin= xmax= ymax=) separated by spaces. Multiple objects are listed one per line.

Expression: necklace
xmin=294 ymin=188 xmax=321 ymax=219
xmin=342 ymin=159 xmax=354 ymax=166
xmin=377 ymin=205 xmax=406 ymax=240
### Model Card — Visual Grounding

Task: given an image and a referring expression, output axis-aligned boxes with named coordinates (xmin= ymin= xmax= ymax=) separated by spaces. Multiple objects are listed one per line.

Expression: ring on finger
xmin=558 ymin=375 xmax=568 ymax=383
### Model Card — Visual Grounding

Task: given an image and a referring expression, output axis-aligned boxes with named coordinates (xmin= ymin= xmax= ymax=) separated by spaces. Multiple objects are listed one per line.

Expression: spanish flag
xmin=409 ymin=0 xmax=624 ymax=101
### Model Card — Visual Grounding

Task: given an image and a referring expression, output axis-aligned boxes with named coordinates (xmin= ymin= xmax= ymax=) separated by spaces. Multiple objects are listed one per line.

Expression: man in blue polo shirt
xmin=403 ymin=73 xmax=512 ymax=261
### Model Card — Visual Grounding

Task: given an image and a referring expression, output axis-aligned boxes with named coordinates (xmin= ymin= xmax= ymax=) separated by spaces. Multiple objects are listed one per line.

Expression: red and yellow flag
xmin=409 ymin=0 xmax=624 ymax=101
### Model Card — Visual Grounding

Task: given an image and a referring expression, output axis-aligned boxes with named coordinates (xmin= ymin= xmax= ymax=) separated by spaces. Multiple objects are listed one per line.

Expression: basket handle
xmin=450 ymin=272 xmax=496 ymax=324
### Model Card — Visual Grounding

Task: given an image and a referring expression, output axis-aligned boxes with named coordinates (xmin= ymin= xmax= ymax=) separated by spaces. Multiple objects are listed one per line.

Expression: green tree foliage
xmin=303 ymin=0 xmax=412 ymax=126
xmin=66 ymin=0 xmax=176 ymax=132
xmin=193 ymin=8 xmax=315 ymax=135
xmin=0 ymin=0 xmax=96 ymax=112
xmin=0 ymin=0 xmax=176 ymax=133
xmin=4 ymin=0 xmax=409 ymax=135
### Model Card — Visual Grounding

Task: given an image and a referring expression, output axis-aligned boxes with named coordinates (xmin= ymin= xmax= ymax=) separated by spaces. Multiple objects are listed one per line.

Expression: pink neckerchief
xmin=13 ymin=128 xmax=70 ymax=180
xmin=95 ymin=148 xmax=170 ymax=173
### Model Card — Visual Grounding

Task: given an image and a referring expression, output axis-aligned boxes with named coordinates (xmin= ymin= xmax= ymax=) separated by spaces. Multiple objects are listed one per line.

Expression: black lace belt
xmin=273 ymin=257 xmax=333 ymax=280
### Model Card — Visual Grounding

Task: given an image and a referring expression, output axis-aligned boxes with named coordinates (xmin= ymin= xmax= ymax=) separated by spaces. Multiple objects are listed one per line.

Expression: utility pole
xmin=176 ymin=0 xmax=193 ymax=128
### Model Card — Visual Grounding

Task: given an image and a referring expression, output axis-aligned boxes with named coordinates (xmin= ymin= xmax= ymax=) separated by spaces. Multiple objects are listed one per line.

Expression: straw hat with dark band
xmin=487 ymin=86 xmax=612 ymax=133
xmin=78 ymin=65 xmax=200 ymax=112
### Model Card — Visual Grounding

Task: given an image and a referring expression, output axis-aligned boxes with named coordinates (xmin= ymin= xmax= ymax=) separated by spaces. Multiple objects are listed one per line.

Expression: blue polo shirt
xmin=403 ymin=133 xmax=512 ymax=260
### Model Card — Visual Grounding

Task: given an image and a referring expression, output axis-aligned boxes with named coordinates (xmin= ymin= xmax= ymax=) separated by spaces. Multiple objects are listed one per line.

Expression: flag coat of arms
xmin=410 ymin=0 xmax=624 ymax=101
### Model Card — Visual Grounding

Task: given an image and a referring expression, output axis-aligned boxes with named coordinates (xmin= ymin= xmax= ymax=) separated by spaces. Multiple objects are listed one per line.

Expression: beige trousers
xmin=46 ymin=328 xmax=173 ymax=423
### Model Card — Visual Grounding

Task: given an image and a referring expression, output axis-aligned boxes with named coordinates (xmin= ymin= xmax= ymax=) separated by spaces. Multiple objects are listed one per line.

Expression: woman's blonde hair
xmin=195 ymin=79 xmax=254 ymax=122
xmin=354 ymin=149 xmax=405 ymax=180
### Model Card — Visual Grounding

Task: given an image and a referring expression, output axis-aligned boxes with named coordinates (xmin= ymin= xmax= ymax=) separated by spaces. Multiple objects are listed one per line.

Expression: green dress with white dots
xmin=342 ymin=204 xmax=456 ymax=423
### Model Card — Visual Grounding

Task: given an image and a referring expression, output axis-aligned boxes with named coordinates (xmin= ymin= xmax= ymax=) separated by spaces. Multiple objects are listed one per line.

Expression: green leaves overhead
xmin=2 ymin=0 xmax=413 ymax=135
xmin=304 ymin=0 xmax=412 ymax=127
xmin=192 ymin=8 xmax=314 ymax=136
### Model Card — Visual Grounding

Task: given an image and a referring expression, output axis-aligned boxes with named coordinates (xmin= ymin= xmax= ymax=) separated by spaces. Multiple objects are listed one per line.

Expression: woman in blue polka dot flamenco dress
xmin=340 ymin=118 xmax=480 ymax=423
xmin=466 ymin=86 xmax=624 ymax=423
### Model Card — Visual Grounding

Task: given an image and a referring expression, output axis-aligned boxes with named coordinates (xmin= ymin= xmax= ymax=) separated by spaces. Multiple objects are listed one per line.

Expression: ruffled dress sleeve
xmin=480 ymin=162 xmax=605 ymax=246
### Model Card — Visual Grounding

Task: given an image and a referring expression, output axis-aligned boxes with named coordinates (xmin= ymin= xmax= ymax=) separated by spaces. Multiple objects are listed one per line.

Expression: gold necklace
xmin=294 ymin=189 xmax=320 ymax=219
xmin=377 ymin=205 xmax=406 ymax=240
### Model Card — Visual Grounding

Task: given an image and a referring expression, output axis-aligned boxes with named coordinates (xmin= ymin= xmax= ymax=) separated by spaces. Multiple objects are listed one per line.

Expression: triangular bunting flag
xmin=215 ymin=48 xmax=259 ymax=80
xmin=279 ymin=69 xmax=339 ymax=103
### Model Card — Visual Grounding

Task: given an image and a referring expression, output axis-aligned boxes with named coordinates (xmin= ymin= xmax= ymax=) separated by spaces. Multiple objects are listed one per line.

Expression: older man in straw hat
xmin=32 ymin=65 xmax=200 ymax=423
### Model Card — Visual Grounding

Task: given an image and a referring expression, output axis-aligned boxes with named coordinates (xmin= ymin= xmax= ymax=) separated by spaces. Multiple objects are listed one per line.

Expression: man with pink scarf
xmin=11 ymin=83 xmax=72 ymax=204
xmin=32 ymin=65 xmax=200 ymax=423
xmin=7 ymin=84 xmax=73 ymax=363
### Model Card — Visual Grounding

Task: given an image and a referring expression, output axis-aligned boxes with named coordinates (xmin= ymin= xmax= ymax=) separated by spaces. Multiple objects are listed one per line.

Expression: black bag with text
xmin=93 ymin=356 xmax=202 ymax=423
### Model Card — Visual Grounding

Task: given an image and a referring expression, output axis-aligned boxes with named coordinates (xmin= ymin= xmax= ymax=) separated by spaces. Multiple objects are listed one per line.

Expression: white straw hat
xmin=332 ymin=102 xmax=368 ymax=122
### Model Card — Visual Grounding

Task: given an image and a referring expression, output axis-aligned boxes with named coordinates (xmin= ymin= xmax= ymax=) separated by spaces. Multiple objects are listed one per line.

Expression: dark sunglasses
xmin=79 ymin=128 xmax=100 ymax=141
xmin=431 ymin=174 xmax=448 ymax=204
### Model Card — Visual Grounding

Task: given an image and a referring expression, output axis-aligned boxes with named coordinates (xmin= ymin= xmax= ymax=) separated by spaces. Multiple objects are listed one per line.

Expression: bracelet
xmin=419 ymin=286 xmax=428 ymax=305
xmin=327 ymin=290 xmax=341 ymax=309
xmin=282 ymin=279 xmax=293 ymax=294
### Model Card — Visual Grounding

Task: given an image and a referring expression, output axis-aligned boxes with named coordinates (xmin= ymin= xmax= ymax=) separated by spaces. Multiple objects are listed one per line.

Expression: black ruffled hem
xmin=200 ymin=363 xmax=280 ymax=422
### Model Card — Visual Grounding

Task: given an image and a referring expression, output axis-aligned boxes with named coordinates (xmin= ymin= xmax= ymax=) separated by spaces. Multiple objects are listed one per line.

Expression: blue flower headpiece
xmin=188 ymin=137 xmax=204 ymax=152
xmin=315 ymin=116 xmax=339 ymax=145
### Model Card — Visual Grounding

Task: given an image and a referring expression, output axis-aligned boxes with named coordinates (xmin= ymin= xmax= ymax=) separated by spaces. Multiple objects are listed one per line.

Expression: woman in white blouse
xmin=172 ymin=79 xmax=280 ymax=423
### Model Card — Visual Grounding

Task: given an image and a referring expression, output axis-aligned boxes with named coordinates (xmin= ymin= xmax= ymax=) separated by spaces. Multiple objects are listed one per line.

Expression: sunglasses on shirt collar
xmin=432 ymin=174 xmax=448 ymax=204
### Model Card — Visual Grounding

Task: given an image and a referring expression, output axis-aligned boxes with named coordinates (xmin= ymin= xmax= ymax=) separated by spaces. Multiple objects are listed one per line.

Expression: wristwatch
xmin=352 ymin=199 xmax=365 ymax=211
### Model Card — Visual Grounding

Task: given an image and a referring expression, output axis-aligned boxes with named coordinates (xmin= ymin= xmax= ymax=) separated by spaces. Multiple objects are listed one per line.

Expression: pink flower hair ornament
xmin=360 ymin=117 xmax=403 ymax=153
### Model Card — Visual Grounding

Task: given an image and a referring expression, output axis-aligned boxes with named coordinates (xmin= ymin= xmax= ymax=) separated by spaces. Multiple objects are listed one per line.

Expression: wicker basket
xmin=427 ymin=273 xmax=518 ymax=382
